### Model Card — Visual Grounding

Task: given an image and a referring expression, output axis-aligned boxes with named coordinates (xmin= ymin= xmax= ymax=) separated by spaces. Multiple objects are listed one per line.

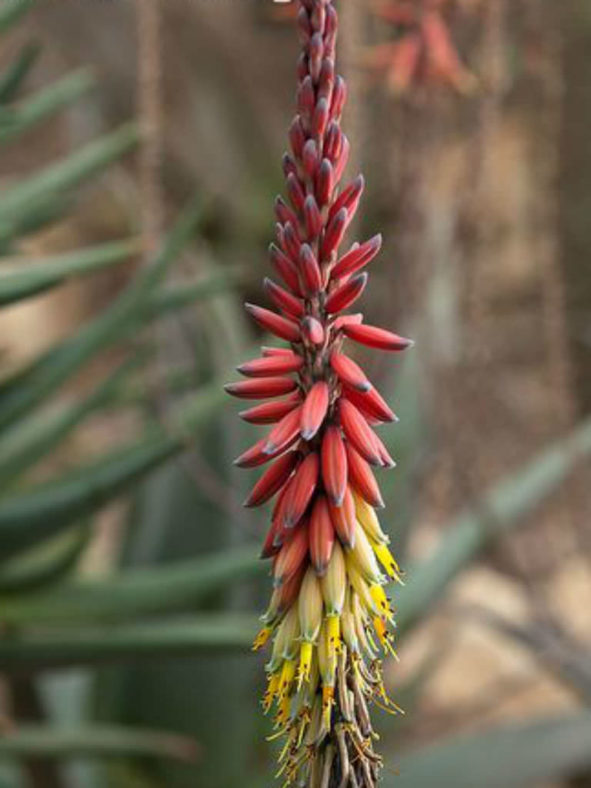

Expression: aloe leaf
xmin=0 ymin=437 xmax=177 ymax=560
xmin=0 ymin=725 xmax=197 ymax=763
xmin=0 ymin=525 xmax=90 ymax=594
xmin=0 ymin=0 xmax=32 ymax=33
xmin=0 ymin=123 xmax=139 ymax=227
xmin=145 ymin=265 xmax=246 ymax=318
xmin=0 ymin=237 xmax=141 ymax=306
xmin=0 ymin=193 xmax=72 ymax=250
xmin=0 ymin=382 xmax=225 ymax=559
xmin=387 ymin=712 xmax=591 ymax=787
xmin=0 ymin=195 xmax=203 ymax=431
xmin=0 ymin=264 xmax=238 ymax=410
xmin=396 ymin=417 xmax=591 ymax=634
xmin=0 ymin=357 xmax=141 ymax=489
xmin=0 ymin=70 xmax=94 ymax=144
xmin=0 ymin=546 xmax=262 ymax=625
xmin=0 ymin=42 xmax=40 ymax=104
xmin=0 ymin=615 xmax=257 ymax=671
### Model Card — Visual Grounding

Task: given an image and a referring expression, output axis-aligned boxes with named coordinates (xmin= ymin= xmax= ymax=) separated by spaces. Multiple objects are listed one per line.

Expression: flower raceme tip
xmin=225 ymin=1 xmax=412 ymax=785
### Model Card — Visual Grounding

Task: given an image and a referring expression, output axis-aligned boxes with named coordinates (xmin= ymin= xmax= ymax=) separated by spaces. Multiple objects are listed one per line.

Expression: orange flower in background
xmin=226 ymin=0 xmax=413 ymax=784
xmin=367 ymin=0 xmax=476 ymax=94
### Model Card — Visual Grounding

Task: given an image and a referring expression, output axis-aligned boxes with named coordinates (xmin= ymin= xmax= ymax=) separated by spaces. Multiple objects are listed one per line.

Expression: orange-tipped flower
xmin=225 ymin=2 xmax=412 ymax=783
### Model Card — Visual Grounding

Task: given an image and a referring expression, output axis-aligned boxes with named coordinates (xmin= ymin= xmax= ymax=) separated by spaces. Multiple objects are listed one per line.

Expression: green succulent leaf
xmin=0 ymin=524 xmax=90 ymax=594
xmin=0 ymin=725 xmax=198 ymax=763
xmin=0 ymin=123 xmax=139 ymax=235
xmin=0 ymin=615 xmax=257 ymax=671
xmin=0 ymin=237 xmax=141 ymax=306
xmin=145 ymin=265 xmax=246 ymax=319
xmin=0 ymin=356 xmax=141 ymax=490
xmin=0 ymin=546 xmax=263 ymax=625
xmin=386 ymin=712 xmax=591 ymax=787
xmin=0 ymin=0 xmax=33 ymax=34
xmin=0 ymin=381 xmax=226 ymax=560
xmin=396 ymin=417 xmax=591 ymax=634
xmin=0 ymin=69 xmax=94 ymax=144
xmin=0 ymin=194 xmax=203 ymax=431
xmin=0 ymin=42 xmax=41 ymax=104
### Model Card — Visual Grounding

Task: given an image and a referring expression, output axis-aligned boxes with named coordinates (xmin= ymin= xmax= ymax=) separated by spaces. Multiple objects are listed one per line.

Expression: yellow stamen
xmin=278 ymin=658 xmax=296 ymax=698
xmin=263 ymin=671 xmax=281 ymax=714
xmin=369 ymin=584 xmax=392 ymax=618
xmin=297 ymin=641 xmax=314 ymax=689
xmin=373 ymin=543 xmax=404 ymax=583
xmin=322 ymin=685 xmax=334 ymax=729
xmin=253 ymin=626 xmax=272 ymax=651
xmin=326 ymin=614 xmax=341 ymax=659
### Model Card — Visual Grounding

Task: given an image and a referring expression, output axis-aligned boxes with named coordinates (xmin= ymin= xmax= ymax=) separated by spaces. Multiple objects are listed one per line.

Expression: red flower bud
xmin=309 ymin=495 xmax=335 ymax=576
xmin=282 ymin=451 xmax=320 ymax=529
xmin=301 ymin=381 xmax=330 ymax=440
xmin=245 ymin=304 xmax=301 ymax=343
xmin=225 ymin=377 xmax=298 ymax=400
xmin=245 ymin=451 xmax=300 ymax=508
xmin=321 ymin=425 xmax=348 ymax=506
xmin=343 ymin=322 xmax=414 ymax=351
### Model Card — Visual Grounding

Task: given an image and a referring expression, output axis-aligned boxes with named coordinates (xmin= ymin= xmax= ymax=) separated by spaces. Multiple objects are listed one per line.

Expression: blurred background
xmin=0 ymin=0 xmax=590 ymax=786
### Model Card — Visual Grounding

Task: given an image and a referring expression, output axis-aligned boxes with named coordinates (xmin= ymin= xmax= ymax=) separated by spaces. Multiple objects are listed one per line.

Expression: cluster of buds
xmin=226 ymin=1 xmax=412 ymax=785
xmin=367 ymin=0 xmax=476 ymax=94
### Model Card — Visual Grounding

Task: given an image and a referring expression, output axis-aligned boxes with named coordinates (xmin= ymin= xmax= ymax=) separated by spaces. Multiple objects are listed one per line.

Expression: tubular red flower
xmin=321 ymin=425 xmax=348 ymax=507
xmin=342 ymin=321 xmax=413 ymax=351
xmin=309 ymin=495 xmax=335 ymax=576
xmin=225 ymin=2 xmax=413 ymax=784
xmin=301 ymin=381 xmax=330 ymax=441
xmin=330 ymin=351 xmax=371 ymax=392
xmin=225 ymin=377 xmax=298 ymax=400
xmin=238 ymin=353 xmax=303 ymax=378
xmin=245 ymin=451 xmax=300 ymax=508
xmin=239 ymin=396 xmax=300 ymax=425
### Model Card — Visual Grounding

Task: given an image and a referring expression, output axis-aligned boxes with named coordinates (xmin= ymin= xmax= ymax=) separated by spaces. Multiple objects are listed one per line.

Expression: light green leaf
xmin=0 ymin=69 xmax=94 ymax=144
xmin=0 ymin=0 xmax=32 ymax=33
xmin=0 ymin=725 xmax=197 ymax=763
xmin=0 ymin=42 xmax=40 ymax=104
xmin=0 ymin=546 xmax=263 ymax=624
xmin=387 ymin=712 xmax=591 ymax=787
xmin=396 ymin=417 xmax=591 ymax=633
xmin=0 ymin=237 xmax=141 ymax=306
xmin=0 ymin=123 xmax=139 ymax=229
xmin=144 ymin=265 xmax=246 ymax=318
xmin=0 ymin=525 xmax=90 ymax=594
xmin=0 ymin=194 xmax=203 ymax=431
xmin=0 ymin=615 xmax=257 ymax=670
xmin=0 ymin=356 xmax=141 ymax=489
xmin=0 ymin=382 xmax=225 ymax=559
